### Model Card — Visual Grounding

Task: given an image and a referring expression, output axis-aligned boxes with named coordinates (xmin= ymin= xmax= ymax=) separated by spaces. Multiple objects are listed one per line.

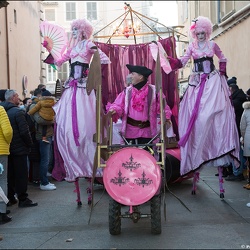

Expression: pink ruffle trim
xmin=131 ymin=85 xmax=148 ymax=112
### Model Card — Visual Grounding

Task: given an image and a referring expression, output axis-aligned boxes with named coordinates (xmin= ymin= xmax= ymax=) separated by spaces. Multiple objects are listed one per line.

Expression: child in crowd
xmin=28 ymin=90 xmax=56 ymax=143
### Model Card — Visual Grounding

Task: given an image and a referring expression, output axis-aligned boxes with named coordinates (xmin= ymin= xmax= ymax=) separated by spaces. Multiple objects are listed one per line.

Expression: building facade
xmin=0 ymin=1 xmax=43 ymax=99
xmin=176 ymin=1 xmax=250 ymax=95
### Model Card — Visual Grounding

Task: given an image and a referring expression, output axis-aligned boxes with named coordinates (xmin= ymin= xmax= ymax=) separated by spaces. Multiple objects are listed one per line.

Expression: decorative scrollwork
xmin=134 ymin=171 xmax=153 ymax=187
xmin=110 ymin=169 xmax=129 ymax=186
xmin=122 ymin=154 xmax=141 ymax=171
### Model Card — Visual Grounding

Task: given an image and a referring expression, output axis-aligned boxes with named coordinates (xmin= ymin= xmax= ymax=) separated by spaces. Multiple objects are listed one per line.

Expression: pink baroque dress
xmin=52 ymin=39 xmax=110 ymax=182
xmin=178 ymin=40 xmax=240 ymax=176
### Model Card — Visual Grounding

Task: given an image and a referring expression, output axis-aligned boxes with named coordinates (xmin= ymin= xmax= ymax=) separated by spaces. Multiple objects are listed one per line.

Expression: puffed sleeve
xmin=180 ymin=43 xmax=192 ymax=66
xmin=55 ymin=48 xmax=72 ymax=66
xmin=87 ymin=40 xmax=111 ymax=64
xmin=156 ymin=93 xmax=172 ymax=119
xmin=213 ymin=42 xmax=227 ymax=63
xmin=106 ymin=90 xmax=126 ymax=122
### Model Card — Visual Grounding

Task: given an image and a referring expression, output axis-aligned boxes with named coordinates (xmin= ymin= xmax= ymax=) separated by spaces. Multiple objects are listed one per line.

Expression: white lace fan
xmin=40 ymin=21 xmax=68 ymax=61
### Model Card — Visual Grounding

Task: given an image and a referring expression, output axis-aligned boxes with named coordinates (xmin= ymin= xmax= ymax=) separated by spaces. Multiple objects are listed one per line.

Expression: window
xmin=220 ymin=1 xmax=235 ymax=22
xmin=46 ymin=61 xmax=69 ymax=83
xmin=45 ymin=9 xmax=55 ymax=21
xmin=87 ymin=2 xmax=97 ymax=21
xmin=181 ymin=1 xmax=188 ymax=23
xmin=209 ymin=1 xmax=217 ymax=24
xmin=58 ymin=63 xmax=70 ymax=82
xmin=47 ymin=65 xmax=57 ymax=82
xmin=66 ymin=2 xmax=76 ymax=21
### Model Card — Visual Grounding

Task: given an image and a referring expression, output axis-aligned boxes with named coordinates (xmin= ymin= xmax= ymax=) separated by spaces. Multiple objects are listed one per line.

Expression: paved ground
xmin=0 ymin=167 xmax=250 ymax=249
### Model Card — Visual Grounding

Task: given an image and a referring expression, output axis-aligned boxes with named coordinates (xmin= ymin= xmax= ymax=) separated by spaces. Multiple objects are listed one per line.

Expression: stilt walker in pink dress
xmin=52 ymin=18 xmax=110 ymax=205
xmin=167 ymin=16 xmax=240 ymax=199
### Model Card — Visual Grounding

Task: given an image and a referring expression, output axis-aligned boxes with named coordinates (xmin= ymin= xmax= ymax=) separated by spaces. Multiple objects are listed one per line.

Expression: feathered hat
xmin=190 ymin=16 xmax=213 ymax=41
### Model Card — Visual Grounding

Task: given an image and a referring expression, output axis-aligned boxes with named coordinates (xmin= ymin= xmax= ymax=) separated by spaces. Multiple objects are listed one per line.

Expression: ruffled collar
xmin=131 ymin=81 xmax=149 ymax=112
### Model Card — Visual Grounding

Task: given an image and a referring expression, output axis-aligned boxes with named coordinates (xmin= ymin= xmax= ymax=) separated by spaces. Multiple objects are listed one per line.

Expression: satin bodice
xmin=70 ymin=40 xmax=96 ymax=64
xmin=180 ymin=40 xmax=227 ymax=67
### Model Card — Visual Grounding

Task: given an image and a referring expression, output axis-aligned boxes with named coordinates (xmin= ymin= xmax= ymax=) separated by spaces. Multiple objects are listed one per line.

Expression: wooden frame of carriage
xmin=86 ymin=48 xmax=169 ymax=235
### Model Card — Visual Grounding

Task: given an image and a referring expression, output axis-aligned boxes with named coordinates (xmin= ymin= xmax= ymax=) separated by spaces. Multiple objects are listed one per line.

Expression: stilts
xmin=191 ymin=171 xmax=200 ymax=195
xmin=218 ymin=166 xmax=225 ymax=199
xmin=86 ymin=177 xmax=92 ymax=205
xmin=191 ymin=167 xmax=225 ymax=199
xmin=74 ymin=178 xmax=82 ymax=206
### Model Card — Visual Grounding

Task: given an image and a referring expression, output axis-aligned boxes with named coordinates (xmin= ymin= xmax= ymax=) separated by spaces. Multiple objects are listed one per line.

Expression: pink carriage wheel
xmin=103 ymin=147 xmax=162 ymax=206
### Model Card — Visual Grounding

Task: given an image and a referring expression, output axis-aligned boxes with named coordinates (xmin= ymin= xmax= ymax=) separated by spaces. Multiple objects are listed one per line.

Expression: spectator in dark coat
xmin=229 ymin=84 xmax=247 ymax=136
xmin=246 ymin=88 xmax=250 ymax=101
xmin=0 ymin=90 xmax=38 ymax=208
xmin=27 ymin=88 xmax=42 ymax=184
xmin=0 ymin=89 xmax=7 ymax=102
xmin=225 ymin=83 xmax=247 ymax=181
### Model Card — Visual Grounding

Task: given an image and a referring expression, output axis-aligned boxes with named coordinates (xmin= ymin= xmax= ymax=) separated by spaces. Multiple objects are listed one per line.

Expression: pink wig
xmin=71 ymin=18 xmax=94 ymax=40
xmin=190 ymin=16 xmax=213 ymax=41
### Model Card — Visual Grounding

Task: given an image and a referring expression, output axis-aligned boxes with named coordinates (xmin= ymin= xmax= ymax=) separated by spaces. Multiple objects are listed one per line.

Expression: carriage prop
xmin=87 ymin=47 xmax=169 ymax=235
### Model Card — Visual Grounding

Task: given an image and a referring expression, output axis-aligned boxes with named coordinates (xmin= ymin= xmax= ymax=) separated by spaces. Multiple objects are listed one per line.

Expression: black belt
xmin=127 ymin=117 xmax=150 ymax=128
xmin=193 ymin=56 xmax=213 ymax=64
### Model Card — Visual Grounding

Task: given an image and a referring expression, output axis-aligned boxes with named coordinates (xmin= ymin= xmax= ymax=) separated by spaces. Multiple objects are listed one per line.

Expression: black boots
xmin=0 ymin=213 xmax=12 ymax=224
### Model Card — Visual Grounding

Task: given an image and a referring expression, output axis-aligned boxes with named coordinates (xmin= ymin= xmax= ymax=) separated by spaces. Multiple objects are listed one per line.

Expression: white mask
xmin=196 ymin=31 xmax=206 ymax=42
xmin=72 ymin=27 xmax=79 ymax=39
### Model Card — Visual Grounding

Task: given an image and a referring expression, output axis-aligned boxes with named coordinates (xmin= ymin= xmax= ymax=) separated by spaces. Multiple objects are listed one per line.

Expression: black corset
xmin=193 ymin=57 xmax=215 ymax=73
xmin=69 ymin=61 xmax=89 ymax=78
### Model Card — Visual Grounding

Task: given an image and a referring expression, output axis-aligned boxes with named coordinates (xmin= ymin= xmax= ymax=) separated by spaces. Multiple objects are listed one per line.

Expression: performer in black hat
xmin=126 ymin=64 xmax=153 ymax=78
xmin=227 ymin=76 xmax=237 ymax=85
xmin=106 ymin=64 xmax=172 ymax=149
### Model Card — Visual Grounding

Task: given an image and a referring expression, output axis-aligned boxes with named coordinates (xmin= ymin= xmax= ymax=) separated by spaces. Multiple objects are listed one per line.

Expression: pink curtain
xmin=96 ymin=36 xmax=179 ymax=138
